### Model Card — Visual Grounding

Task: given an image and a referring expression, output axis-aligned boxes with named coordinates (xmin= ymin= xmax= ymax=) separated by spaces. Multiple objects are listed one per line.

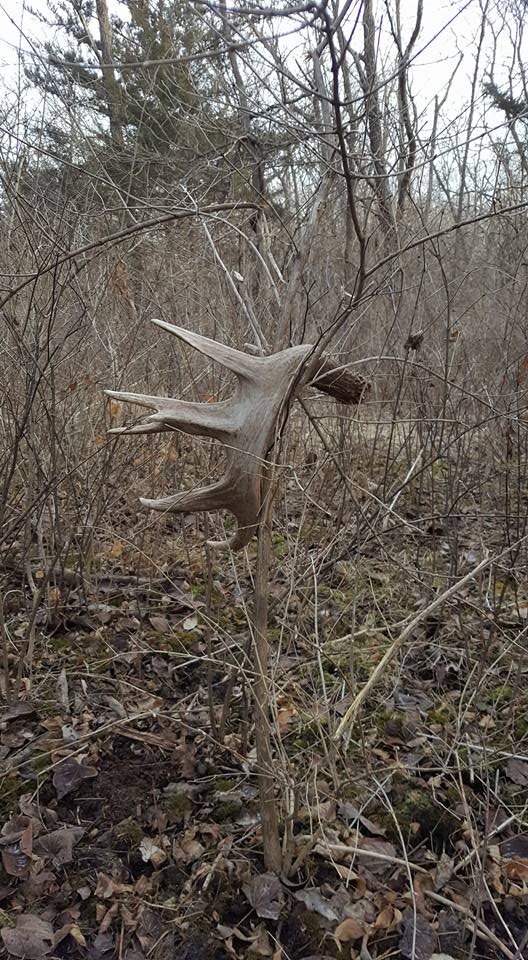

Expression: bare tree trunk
xmin=425 ymin=95 xmax=440 ymax=224
xmin=456 ymin=1 xmax=489 ymax=224
xmin=359 ymin=0 xmax=396 ymax=241
xmin=219 ymin=0 xmax=267 ymax=316
xmin=95 ymin=0 xmax=123 ymax=150
xmin=386 ymin=0 xmax=423 ymax=212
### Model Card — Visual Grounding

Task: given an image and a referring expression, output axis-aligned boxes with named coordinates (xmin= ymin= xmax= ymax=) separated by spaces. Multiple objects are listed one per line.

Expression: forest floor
xmin=1 ymin=446 xmax=528 ymax=960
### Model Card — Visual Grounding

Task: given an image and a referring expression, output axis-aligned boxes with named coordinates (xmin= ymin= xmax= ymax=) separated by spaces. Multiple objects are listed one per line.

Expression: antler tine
xmin=150 ymin=318 xmax=259 ymax=380
xmin=105 ymin=388 xmax=171 ymax=409
xmin=106 ymin=389 xmax=235 ymax=440
xmin=206 ymin=527 xmax=255 ymax=551
xmin=109 ymin=422 xmax=173 ymax=435
xmin=140 ymin=474 xmax=258 ymax=550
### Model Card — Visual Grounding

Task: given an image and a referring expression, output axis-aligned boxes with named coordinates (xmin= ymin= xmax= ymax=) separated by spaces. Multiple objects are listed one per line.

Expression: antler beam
xmin=107 ymin=320 xmax=367 ymax=550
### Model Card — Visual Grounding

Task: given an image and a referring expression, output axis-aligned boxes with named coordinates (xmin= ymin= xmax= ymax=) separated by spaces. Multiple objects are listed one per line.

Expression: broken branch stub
xmin=106 ymin=320 xmax=367 ymax=550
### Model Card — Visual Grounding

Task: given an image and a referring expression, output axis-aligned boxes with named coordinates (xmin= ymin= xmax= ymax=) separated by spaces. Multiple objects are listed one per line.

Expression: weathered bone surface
xmin=107 ymin=319 xmax=366 ymax=549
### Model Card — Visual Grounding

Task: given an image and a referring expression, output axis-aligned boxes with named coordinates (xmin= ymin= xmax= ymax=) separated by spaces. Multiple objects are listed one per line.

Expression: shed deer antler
xmin=106 ymin=319 xmax=366 ymax=549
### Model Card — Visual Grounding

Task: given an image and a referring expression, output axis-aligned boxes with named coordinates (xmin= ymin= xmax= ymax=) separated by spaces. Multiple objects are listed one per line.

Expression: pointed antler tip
xmin=207 ymin=533 xmax=253 ymax=550
xmin=150 ymin=317 xmax=179 ymax=334
xmin=139 ymin=496 xmax=158 ymax=509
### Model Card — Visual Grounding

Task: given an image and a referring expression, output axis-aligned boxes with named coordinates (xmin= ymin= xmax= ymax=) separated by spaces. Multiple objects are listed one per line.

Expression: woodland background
xmin=1 ymin=1 xmax=528 ymax=958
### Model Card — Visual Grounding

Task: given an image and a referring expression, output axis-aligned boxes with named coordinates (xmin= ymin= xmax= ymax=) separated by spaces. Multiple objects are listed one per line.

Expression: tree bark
xmin=95 ymin=0 xmax=124 ymax=149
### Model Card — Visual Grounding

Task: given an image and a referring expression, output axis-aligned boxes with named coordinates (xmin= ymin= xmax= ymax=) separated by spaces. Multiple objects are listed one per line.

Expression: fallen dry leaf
xmin=18 ymin=869 xmax=56 ymax=902
xmin=54 ymin=922 xmax=84 ymax=950
xmin=1 ymin=914 xmax=55 ymax=959
xmin=500 ymin=836 xmax=528 ymax=859
xmin=355 ymin=837 xmax=397 ymax=874
xmin=374 ymin=904 xmax=395 ymax=930
xmin=34 ymin=826 xmax=84 ymax=866
xmin=124 ymin=941 xmax=147 ymax=960
xmin=503 ymin=857 xmax=528 ymax=881
xmin=243 ymin=873 xmax=284 ymax=920
xmin=334 ymin=917 xmax=365 ymax=942
xmin=276 ymin=700 xmax=297 ymax=735
xmin=248 ymin=923 xmax=274 ymax=956
xmin=413 ymin=872 xmax=435 ymax=919
xmin=0 ymin=815 xmax=33 ymax=877
xmin=139 ymin=836 xmax=167 ymax=867
xmin=399 ymin=908 xmax=437 ymax=960
xmin=66 ymin=923 xmax=87 ymax=947
xmin=506 ymin=758 xmax=528 ymax=786
xmin=108 ymin=540 xmax=123 ymax=558
xmin=488 ymin=857 xmax=505 ymax=895
xmin=294 ymin=887 xmax=339 ymax=922
xmin=92 ymin=930 xmax=114 ymax=954
xmin=338 ymin=802 xmax=386 ymax=836
xmin=173 ymin=830 xmax=205 ymax=863
xmin=98 ymin=901 xmax=119 ymax=934
xmin=95 ymin=872 xmax=116 ymax=899
xmin=135 ymin=908 xmax=164 ymax=950
xmin=53 ymin=756 xmax=98 ymax=799
xmin=434 ymin=853 xmax=454 ymax=891
xmin=500 ymin=835 xmax=528 ymax=880
xmin=0 ymin=702 xmax=37 ymax=724
xmin=333 ymin=863 xmax=359 ymax=882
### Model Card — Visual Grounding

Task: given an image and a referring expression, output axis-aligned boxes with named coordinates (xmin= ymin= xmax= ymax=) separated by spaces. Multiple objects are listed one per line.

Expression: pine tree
xmin=25 ymin=0 xmax=233 ymax=208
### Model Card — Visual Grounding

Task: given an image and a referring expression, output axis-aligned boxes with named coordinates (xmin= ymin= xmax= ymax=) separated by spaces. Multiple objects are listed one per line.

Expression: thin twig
xmin=426 ymin=890 xmax=517 ymax=960
xmin=334 ymin=553 xmax=492 ymax=738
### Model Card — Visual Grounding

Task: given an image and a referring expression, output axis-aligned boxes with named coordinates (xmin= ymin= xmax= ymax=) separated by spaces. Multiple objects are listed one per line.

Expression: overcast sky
xmin=0 ymin=0 xmax=520 ymax=130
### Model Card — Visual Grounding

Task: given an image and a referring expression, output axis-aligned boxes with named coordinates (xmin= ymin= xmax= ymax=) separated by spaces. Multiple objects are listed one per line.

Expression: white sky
xmin=0 ymin=0 xmax=521 ymax=129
